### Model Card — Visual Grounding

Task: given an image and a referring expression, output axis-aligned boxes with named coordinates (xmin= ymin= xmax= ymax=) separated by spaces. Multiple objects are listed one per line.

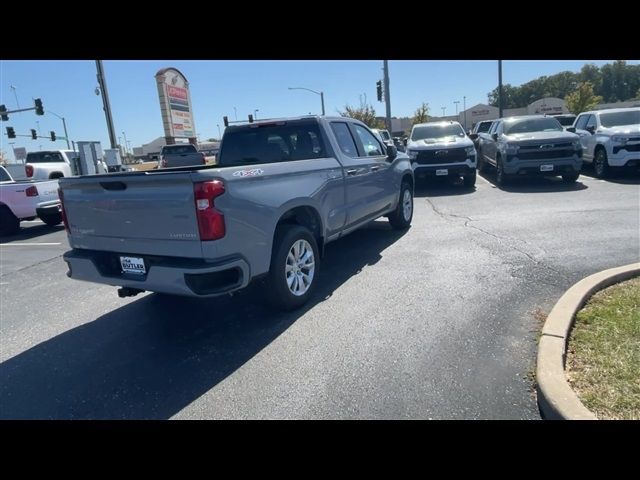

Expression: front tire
xmin=594 ymin=149 xmax=610 ymax=179
xmin=562 ymin=171 xmax=580 ymax=183
xmin=463 ymin=170 xmax=477 ymax=188
xmin=496 ymin=157 xmax=510 ymax=187
xmin=266 ymin=224 xmax=319 ymax=311
xmin=388 ymin=181 xmax=413 ymax=229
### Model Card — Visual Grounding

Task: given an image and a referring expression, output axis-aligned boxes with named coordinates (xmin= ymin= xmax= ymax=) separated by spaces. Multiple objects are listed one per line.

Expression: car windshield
xmin=162 ymin=145 xmax=196 ymax=154
xmin=599 ymin=110 xmax=640 ymax=127
xmin=555 ymin=116 xmax=576 ymax=126
xmin=503 ymin=118 xmax=563 ymax=134
xmin=25 ymin=151 xmax=64 ymax=163
xmin=218 ymin=121 xmax=326 ymax=166
xmin=411 ymin=124 xmax=465 ymax=141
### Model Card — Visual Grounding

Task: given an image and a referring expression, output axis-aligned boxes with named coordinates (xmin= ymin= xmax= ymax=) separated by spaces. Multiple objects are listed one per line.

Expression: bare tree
xmin=339 ymin=95 xmax=384 ymax=128
xmin=412 ymin=102 xmax=430 ymax=125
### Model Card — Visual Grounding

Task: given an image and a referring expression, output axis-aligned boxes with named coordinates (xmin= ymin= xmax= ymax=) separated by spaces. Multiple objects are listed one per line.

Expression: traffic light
xmin=0 ymin=104 xmax=8 ymax=121
xmin=6 ymin=126 xmax=16 ymax=139
xmin=376 ymin=80 xmax=383 ymax=102
xmin=248 ymin=114 xmax=254 ymax=123
xmin=50 ymin=131 xmax=56 ymax=141
xmin=31 ymin=129 xmax=37 ymax=140
xmin=34 ymin=98 xmax=44 ymax=115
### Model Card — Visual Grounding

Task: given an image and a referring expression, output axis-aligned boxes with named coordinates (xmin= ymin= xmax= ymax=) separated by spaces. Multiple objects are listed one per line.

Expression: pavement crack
xmin=424 ymin=198 xmax=565 ymax=278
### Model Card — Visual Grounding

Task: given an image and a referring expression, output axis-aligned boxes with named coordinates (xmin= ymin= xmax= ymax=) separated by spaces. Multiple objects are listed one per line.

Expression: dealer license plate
xmin=120 ymin=256 xmax=146 ymax=275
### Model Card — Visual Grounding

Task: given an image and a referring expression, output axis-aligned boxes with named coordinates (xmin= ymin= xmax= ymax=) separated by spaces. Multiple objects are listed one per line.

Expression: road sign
xmin=13 ymin=147 xmax=27 ymax=161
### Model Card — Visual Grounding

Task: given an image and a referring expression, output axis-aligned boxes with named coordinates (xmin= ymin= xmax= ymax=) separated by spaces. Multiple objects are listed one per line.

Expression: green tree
xmin=565 ymin=82 xmax=603 ymax=114
xmin=339 ymin=95 xmax=383 ymax=128
xmin=412 ymin=102 xmax=430 ymax=124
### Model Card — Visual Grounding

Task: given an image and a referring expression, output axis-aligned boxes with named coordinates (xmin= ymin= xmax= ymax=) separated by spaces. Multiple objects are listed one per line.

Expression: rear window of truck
xmin=218 ymin=121 xmax=326 ymax=167
xmin=26 ymin=152 xmax=64 ymax=163
xmin=162 ymin=145 xmax=197 ymax=154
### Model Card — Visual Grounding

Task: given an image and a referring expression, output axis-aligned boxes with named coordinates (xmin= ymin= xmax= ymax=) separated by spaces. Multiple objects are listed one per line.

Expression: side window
xmin=352 ymin=124 xmax=384 ymax=156
xmin=585 ymin=115 xmax=597 ymax=129
xmin=330 ymin=122 xmax=358 ymax=157
xmin=574 ymin=115 xmax=588 ymax=130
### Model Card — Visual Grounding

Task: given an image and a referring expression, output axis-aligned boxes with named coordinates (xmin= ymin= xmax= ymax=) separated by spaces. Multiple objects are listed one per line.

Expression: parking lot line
xmin=0 ymin=243 xmax=62 ymax=246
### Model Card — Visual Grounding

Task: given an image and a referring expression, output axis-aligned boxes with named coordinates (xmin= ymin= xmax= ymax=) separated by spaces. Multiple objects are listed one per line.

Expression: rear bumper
xmin=63 ymin=249 xmax=251 ymax=297
xmin=36 ymin=200 xmax=61 ymax=218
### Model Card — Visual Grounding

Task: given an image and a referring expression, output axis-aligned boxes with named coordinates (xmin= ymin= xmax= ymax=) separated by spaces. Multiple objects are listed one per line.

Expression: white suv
xmin=572 ymin=107 xmax=640 ymax=178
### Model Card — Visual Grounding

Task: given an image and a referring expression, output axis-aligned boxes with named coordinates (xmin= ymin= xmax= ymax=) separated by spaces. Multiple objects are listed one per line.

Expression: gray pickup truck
xmin=158 ymin=144 xmax=206 ymax=168
xmin=477 ymin=115 xmax=582 ymax=186
xmin=59 ymin=116 xmax=414 ymax=310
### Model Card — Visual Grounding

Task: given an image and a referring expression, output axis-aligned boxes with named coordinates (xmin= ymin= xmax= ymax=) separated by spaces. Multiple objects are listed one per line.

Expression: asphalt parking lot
xmin=1 ymin=171 xmax=638 ymax=419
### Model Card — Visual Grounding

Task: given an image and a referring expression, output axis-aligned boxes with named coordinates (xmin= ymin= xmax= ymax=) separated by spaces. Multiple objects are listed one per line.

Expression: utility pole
xmin=441 ymin=107 xmax=446 ymax=117
xmin=498 ymin=60 xmax=504 ymax=118
xmin=454 ymin=100 xmax=460 ymax=115
xmin=95 ymin=60 xmax=117 ymax=148
xmin=383 ymin=60 xmax=392 ymax=134
xmin=463 ymin=96 xmax=467 ymax=131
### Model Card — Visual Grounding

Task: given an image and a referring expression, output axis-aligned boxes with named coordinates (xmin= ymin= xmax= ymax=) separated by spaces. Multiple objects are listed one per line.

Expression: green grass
xmin=566 ymin=277 xmax=640 ymax=420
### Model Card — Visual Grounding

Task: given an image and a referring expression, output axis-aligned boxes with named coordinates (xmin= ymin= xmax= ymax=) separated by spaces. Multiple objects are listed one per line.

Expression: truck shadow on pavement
xmin=479 ymin=170 xmax=588 ymax=193
xmin=578 ymin=168 xmax=640 ymax=185
xmin=413 ymin=177 xmax=476 ymax=198
xmin=0 ymin=223 xmax=64 ymax=243
xmin=0 ymin=220 xmax=407 ymax=419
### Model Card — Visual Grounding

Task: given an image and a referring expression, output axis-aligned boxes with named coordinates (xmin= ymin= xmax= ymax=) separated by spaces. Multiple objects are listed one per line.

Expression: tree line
xmin=487 ymin=61 xmax=640 ymax=109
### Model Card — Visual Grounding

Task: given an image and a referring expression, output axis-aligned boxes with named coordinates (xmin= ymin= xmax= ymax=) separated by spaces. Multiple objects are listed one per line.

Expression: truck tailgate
xmin=60 ymin=172 xmax=204 ymax=258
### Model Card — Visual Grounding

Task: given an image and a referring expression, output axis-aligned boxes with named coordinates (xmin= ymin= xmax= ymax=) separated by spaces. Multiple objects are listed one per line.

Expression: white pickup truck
xmin=0 ymin=166 xmax=62 ymax=235
xmin=25 ymin=150 xmax=78 ymax=180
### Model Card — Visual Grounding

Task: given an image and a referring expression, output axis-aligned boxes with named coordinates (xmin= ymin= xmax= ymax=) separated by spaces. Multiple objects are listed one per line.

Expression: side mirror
xmin=468 ymin=133 xmax=478 ymax=140
xmin=566 ymin=127 xmax=576 ymax=133
xmin=386 ymin=144 xmax=397 ymax=161
xmin=586 ymin=126 xmax=596 ymax=135
xmin=492 ymin=133 xmax=498 ymax=141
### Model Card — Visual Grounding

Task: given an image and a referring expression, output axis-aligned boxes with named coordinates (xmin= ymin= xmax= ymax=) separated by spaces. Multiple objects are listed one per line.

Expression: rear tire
xmin=0 ymin=206 xmax=20 ymax=236
xmin=266 ymin=224 xmax=319 ymax=311
xmin=388 ymin=181 xmax=413 ymax=229
xmin=40 ymin=212 xmax=63 ymax=227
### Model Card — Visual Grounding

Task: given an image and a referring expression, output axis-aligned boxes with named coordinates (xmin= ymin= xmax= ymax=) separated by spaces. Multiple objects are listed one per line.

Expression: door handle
xmin=370 ymin=165 xmax=381 ymax=172
xmin=346 ymin=169 xmax=358 ymax=175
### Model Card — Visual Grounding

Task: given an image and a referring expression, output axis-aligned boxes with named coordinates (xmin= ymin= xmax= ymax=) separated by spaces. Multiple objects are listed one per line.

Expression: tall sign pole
xmin=95 ymin=60 xmax=117 ymax=149
xmin=383 ymin=60 xmax=391 ymax=134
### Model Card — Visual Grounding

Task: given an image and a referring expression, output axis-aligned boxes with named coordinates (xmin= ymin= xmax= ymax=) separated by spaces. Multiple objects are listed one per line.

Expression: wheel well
xmin=401 ymin=173 xmax=413 ymax=191
xmin=275 ymin=206 xmax=324 ymax=256
xmin=49 ymin=172 xmax=64 ymax=179
xmin=594 ymin=144 xmax=607 ymax=157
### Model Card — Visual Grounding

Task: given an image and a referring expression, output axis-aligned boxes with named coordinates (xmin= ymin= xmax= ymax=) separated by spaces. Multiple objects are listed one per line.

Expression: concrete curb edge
xmin=536 ymin=262 xmax=640 ymax=420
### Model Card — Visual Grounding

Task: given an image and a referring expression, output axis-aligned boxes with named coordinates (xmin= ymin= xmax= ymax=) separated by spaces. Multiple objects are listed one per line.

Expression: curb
xmin=536 ymin=262 xmax=640 ymax=420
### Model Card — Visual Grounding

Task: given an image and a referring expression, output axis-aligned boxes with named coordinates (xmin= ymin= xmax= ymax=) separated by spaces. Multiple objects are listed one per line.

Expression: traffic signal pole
xmin=383 ymin=60 xmax=391 ymax=134
xmin=95 ymin=60 xmax=118 ymax=149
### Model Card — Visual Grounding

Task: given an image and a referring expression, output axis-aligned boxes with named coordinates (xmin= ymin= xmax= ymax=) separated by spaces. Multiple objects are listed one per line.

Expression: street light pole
xmin=288 ymin=87 xmax=325 ymax=116
xmin=498 ymin=60 xmax=504 ymax=118
xmin=454 ymin=100 xmax=460 ymax=115
xmin=254 ymin=109 xmax=259 ymax=120
xmin=122 ymin=131 xmax=129 ymax=155
xmin=49 ymin=110 xmax=71 ymax=149
xmin=383 ymin=60 xmax=391 ymax=134
xmin=10 ymin=85 xmax=20 ymax=108
xmin=441 ymin=107 xmax=446 ymax=117
xmin=217 ymin=124 xmax=221 ymax=138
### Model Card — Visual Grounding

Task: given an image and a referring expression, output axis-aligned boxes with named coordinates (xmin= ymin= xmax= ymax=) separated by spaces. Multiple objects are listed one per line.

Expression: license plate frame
xmin=120 ymin=256 xmax=146 ymax=275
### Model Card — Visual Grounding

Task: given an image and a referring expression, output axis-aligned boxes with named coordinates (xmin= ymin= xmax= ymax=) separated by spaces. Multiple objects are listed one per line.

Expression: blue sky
xmin=1 ymin=60 xmax=636 ymax=161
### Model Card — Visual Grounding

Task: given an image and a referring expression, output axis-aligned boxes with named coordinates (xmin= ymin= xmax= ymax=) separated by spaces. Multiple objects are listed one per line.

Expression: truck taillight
xmin=58 ymin=188 xmax=69 ymax=233
xmin=193 ymin=180 xmax=225 ymax=240
xmin=26 ymin=165 xmax=34 ymax=177
xmin=25 ymin=185 xmax=39 ymax=197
